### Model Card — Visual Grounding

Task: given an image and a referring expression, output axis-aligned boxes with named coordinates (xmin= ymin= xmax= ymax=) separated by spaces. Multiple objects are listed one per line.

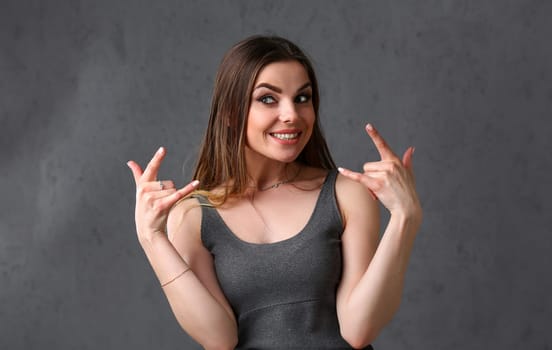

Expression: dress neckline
xmin=209 ymin=170 xmax=334 ymax=247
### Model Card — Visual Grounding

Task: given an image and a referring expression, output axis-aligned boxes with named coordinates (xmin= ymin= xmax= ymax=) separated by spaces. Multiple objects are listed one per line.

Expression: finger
xmin=142 ymin=147 xmax=166 ymax=182
xmin=338 ymin=167 xmax=378 ymax=201
xmin=138 ymin=180 xmax=176 ymax=192
xmin=362 ymin=160 xmax=396 ymax=173
xmin=176 ymin=180 xmax=200 ymax=196
xmin=402 ymin=146 xmax=415 ymax=178
xmin=136 ymin=182 xmax=176 ymax=196
xmin=127 ymin=161 xmax=144 ymax=184
xmin=142 ymin=189 xmax=178 ymax=201
xmin=158 ymin=180 xmax=200 ymax=208
xmin=159 ymin=180 xmax=176 ymax=190
xmin=365 ymin=123 xmax=397 ymax=161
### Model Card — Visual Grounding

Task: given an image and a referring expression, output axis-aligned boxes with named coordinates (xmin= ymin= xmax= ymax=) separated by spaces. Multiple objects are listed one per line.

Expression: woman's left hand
xmin=338 ymin=123 xmax=421 ymax=217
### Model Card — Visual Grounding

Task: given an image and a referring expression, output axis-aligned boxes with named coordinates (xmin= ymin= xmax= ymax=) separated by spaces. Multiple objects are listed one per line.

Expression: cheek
xmin=248 ymin=107 xmax=274 ymax=129
xmin=304 ymin=109 xmax=316 ymax=140
xmin=245 ymin=110 xmax=268 ymax=141
xmin=304 ymin=107 xmax=316 ymax=128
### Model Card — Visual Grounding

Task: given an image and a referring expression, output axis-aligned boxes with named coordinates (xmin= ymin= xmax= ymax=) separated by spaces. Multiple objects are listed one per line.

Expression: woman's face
xmin=245 ymin=60 xmax=315 ymax=165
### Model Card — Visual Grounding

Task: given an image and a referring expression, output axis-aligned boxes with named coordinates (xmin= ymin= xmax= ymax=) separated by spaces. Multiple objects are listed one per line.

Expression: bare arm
xmin=127 ymin=147 xmax=238 ymax=350
xmin=336 ymin=124 xmax=422 ymax=348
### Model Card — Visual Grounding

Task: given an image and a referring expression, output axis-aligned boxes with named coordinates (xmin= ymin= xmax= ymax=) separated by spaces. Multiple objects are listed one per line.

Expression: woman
xmin=127 ymin=35 xmax=422 ymax=349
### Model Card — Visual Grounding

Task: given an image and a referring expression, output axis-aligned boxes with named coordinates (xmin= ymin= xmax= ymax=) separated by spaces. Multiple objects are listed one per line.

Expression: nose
xmin=278 ymin=99 xmax=299 ymax=123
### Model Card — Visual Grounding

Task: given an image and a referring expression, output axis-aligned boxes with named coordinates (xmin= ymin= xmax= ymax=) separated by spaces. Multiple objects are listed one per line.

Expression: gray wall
xmin=2 ymin=1 xmax=551 ymax=348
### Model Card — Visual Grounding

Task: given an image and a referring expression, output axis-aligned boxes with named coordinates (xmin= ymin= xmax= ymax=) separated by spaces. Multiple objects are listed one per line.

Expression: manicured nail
xmin=411 ymin=146 xmax=416 ymax=155
xmin=191 ymin=180 xmax=200 ymax=187
xmin=366 ymin=123 xmax=374 ymax=131
xmin=126 ymin=161 xmax=131 ymax=168
xmin=337 ymin=167 xmax=345 ymax=173
xmin=157 ymin=147 xmax=164 ymax=155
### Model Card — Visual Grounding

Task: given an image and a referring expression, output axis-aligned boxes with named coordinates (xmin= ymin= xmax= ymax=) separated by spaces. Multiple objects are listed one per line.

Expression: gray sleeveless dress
xmin=199 ymin=170 xmax=374 ymax=349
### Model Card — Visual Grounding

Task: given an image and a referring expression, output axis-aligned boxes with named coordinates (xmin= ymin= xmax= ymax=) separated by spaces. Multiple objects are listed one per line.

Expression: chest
xmin=205 ymin=196 xmax=345 ymax=317
xmin=215 ymin=187 xmax=322 ymax=244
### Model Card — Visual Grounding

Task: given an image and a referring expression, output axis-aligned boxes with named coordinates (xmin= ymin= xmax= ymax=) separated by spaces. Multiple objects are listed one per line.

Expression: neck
xmin=245 ymin=143 xmax=301 ymax=191
xmin=245 ymin=154 xmax=300 ymax=191
xmin=259 ymin=165 xmax=302 ymax=191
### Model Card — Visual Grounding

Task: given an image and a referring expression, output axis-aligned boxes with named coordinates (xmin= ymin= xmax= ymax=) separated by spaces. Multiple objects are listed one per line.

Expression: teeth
xmin=272 ymin=133 xmax=299 ymax=140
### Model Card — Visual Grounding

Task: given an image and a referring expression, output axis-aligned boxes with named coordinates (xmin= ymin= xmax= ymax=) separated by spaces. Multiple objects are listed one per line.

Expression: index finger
xmin=141 ymin=147 xmax=166 ymax=182
xmin=365 ymin=123 xmax=397 ymax=160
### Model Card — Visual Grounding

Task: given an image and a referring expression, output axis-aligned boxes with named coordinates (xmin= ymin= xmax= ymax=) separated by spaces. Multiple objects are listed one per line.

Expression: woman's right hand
xmin=127 ymin=147 xmax=199 ymax=243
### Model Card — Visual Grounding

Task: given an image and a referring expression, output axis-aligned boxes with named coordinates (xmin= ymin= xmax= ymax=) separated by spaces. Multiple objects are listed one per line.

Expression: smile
xmin=270 ymin=132 xmax=300 ymax=140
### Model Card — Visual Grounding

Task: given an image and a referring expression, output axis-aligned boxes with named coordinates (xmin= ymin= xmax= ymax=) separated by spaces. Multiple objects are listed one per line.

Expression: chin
xmin=258 ymin=151 xmax=298 ymax=164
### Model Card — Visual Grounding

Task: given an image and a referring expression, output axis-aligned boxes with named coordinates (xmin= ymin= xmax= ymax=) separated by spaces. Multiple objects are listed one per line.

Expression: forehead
xmin=254 ymin=60 xmax=310 ymax=87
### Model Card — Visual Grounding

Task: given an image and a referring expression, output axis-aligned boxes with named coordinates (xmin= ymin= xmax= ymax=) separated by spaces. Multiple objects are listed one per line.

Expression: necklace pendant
xmin=260 ymin=180 xmax=284 ymax=191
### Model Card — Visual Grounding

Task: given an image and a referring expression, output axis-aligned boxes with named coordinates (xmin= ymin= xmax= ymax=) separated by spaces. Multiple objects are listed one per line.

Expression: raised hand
xmin=338 ymin=124 xmax=421 ymax=217
xmin=127 ymin=147 xmax=199 ymax=242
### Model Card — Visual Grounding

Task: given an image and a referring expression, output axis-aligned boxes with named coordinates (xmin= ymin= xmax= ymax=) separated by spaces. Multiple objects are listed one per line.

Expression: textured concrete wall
xmin=2 ymin=1 xmax=551 ymax=348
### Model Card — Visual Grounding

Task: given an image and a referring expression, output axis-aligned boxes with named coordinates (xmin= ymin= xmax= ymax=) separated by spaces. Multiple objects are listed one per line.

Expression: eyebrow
xmin=253 ymin=82 xmax=312 ymax=93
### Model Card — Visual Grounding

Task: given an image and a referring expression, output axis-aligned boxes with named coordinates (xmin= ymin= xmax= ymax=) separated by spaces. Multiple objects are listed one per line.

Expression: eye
xmin=258 ymin=95 xmax=276 ymax=104
xmin=295 ymin=93 xmax=311 ymax=104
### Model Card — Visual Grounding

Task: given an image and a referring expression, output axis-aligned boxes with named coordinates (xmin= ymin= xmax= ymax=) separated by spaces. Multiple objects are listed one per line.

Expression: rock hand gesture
xmin=338 ymin=124 xmax=421 ymax=218
xmin=127 ymin=147 xmax=199 ymax=242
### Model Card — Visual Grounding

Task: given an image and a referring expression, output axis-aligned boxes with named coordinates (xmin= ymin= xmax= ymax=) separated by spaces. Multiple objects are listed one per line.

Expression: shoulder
xmin=335 ymin=172 xmax=379 ymax=229
xmin=167 ymin=196 xmax=203 ymax=250
xmin=335 ymin=171 xmax=371 ymax=196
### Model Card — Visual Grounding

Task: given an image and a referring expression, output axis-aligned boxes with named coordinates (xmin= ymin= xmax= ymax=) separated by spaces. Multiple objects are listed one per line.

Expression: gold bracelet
xmin=160 ymin=267 xmax=191 ymax=288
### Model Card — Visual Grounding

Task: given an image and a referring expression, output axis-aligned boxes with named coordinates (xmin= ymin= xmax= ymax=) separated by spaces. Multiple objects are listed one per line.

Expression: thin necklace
xmin=249 ymin=165 xmax=302 ymax=237
xmin=259 ymin=179 xmax=291 ymax=191
xmin=249 ymin=192 xmax=276 ymax=236
xmin=258 ymin=165 xmax=302 ymax=191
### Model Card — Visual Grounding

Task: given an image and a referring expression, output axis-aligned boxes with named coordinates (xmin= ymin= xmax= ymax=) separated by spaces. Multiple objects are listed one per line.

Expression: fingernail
xmin=366 ymin=123 xmax=374 ymax=131
xmin=191 ymin=180 xmax=200 ymax=187
xmin=157 ymin=147 xmax=164 ymax=155
xmin=412 ymin=146 xmax=416 ymax=155
xmin=337 ymin=167 xmax=345 ymax=173
xmin=126 ymin=161 xmax=131 ymax=168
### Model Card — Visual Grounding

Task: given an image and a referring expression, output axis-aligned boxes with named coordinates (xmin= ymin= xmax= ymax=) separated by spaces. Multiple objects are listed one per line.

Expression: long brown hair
xmin=192 ymin=35 xmax=336 ymax=205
